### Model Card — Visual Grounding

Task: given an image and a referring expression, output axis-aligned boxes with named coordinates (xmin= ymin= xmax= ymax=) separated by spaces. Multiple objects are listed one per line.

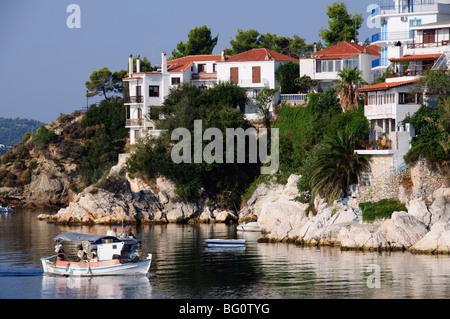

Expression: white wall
xmin=216 ymin=60 xmax=276 ymax=88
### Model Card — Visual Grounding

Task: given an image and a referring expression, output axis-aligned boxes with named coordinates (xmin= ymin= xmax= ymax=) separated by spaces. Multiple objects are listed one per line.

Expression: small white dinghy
xmin=41 ymin=225 xmax=152 ymax=277
xmin=205 ymin=239 xmax=246 ymax=248
xmin=237 ymin=221 xmax=260 ymax=232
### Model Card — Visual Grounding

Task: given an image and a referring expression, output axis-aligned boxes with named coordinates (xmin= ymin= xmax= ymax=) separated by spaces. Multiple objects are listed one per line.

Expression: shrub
xmin=32 ymin=126 xmax=55 ymax=149
xmin=359 ymin=198 xmax=407 ymax=222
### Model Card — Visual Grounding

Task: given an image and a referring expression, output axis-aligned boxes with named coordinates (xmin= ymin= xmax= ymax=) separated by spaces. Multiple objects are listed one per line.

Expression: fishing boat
xmin=205 ymin=239 xmax=246 ymax=248
xmin=41 ymin=225 xmax=152 ymax=277
xmin=0 ymin=204 xmax=13 ymax=213
xmin=237 ymin=221 xmax=260 ymax=232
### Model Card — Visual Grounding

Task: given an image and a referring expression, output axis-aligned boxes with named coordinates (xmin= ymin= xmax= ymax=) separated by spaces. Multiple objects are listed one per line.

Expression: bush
xmin=32 ymin=126 xmax=55 ymax=149
xmin=359 ymin=198 xmax=407 ymax=223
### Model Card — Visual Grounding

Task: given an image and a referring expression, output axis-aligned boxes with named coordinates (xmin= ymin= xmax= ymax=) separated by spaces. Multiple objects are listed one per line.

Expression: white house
xmin=369 ymin=0 xmax=450 ymax=80
xmin=123 ymin=52 xmax=224 ymax=144
xmin=124 ymin=48 xmax=299 ymax=143
xmin=216 ymin=48 xmax=299 ymax=118
xmin=299 ymin=41 xmax=381 ymax=91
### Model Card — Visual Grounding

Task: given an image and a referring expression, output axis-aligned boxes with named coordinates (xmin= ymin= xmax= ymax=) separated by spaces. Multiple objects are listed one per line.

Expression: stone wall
xmin=351 ymin=155 xmax=448 ymax=207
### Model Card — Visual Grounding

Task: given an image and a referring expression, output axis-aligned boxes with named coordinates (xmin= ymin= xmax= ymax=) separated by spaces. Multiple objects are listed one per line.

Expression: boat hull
xmin=237 ymin=222 xmax=260 ymax=232
xmin=41 ymin=254 xmax=152 ymax=277
xmin=205 ymin=239 xmax=246 ymax=248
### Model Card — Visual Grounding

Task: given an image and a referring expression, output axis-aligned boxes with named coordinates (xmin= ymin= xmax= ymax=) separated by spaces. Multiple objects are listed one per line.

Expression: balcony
xmin=124 ymin=96 xmax=144 ymax=104
xmin=374 ymin=0 xmax=438 ymax=16
xmin=126 ymin=119 xmax=144 ymax=127
xmin=355 ymin=139 xmax=393 ymax=151
xmin=407 ymin=40 xmax=450 ymax=49
xmin=372 ymin=59 xmax=381 ymax=68
xmin=386 ymin=70 xmax=423 ymax=78
xmin=371 ymin=31 xmax=411 ymax=44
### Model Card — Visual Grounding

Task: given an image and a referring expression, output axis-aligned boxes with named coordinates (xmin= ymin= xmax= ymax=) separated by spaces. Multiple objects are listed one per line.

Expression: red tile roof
xmin=224 ymin=48 xmax=298 ymax=62
xmin=312 ymin=41 xmax=381 ymax=60
xmin=357 ymin=78 xmax=420 ymax=92
xmin=389 ymin=53 xmax=442 ymax=62
xmin=166 ymin=54 xmax=224 ymax=73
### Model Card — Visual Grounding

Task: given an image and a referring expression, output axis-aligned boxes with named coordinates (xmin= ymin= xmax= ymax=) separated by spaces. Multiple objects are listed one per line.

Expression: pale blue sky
xmin=0 ymin=0 xmax=376 ymax=123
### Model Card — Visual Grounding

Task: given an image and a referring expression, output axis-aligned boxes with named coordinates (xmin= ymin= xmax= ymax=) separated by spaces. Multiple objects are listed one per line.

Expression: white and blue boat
xmin=41 ymin=225 xmax=152 ymax=277
xmin=205 ymin=239 xmax=246 ymax=248
xmin=0 ymin=204 xmax=13 ymax=213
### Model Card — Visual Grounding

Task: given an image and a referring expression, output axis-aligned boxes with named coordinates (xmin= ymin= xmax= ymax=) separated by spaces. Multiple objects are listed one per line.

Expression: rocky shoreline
xmin=36 ymin=154 xmax=450 ymax=255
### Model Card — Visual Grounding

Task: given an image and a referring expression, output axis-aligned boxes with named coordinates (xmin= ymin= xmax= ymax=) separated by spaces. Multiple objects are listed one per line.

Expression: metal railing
xmin=375 ymin=0 xmax=438 ymax=15
xmin=407 ymin=40 xmax=450 ymax=49
xmin=126 ymin=119 xmax=144 ymax=127
xmin=371 ymin=31 xmax=411 ymax=43
xmin=124 ymin=96 xmax=144 ymax=103
xmin=386 ymin=70 xmax=423 ymax=78
xmin=355 ymin=139 xmax=392 ymax=151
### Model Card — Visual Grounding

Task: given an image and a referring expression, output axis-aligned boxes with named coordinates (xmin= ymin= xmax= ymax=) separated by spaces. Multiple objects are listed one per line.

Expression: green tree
xmin=85 ymin=67 xmax=123 ymax=101
xmin=319 ymin=0 xmax=364 ymax=47
xmin=335 ymin=67 xmax=367 ymax=110
xmin=226 ymin=29 xmax=310 ymax=58
xmin=255 ymin=88 xmax=278 ymax=129
xmin=226 ymin=29 xmax=261 ymax=55
xmin=295 ymin=75 xmax=319 ymax=93
xmin=310 ymin=131 xmax=370 ymax=203
xmin=127 ymin=83 xmax=258 ymax=208
xmin=171 ymin=25 xmax=218 ymax=59
xmin=275 ymin=62 xmax=300 ymax=94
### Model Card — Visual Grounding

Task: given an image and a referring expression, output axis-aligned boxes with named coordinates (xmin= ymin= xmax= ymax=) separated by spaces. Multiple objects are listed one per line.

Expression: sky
xmin=0 ymin=0 xmax=377 ymax=123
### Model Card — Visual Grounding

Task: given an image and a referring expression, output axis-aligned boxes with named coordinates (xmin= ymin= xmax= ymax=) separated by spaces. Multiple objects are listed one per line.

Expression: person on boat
xmin=127 ymin=227 xmax=135 ymax=238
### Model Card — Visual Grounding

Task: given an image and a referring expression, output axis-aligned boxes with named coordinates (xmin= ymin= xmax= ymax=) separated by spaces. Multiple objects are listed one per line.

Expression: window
xmin=327 ymin=60 xmax=334 ymax=72
xmin=198 ymin=64 xmax=206 ymax=72
xmin=213 ymin=64 xmax=217 ymax=72
xmin=344 ymin=57 xmax=359 ymax=70
xmin=335 ymin=60 xmax=341 ymax=72
xmin=171 ymin=77 xmax=181 ymax=85
xmin=252 ymin=66 xmax=261 ymax=83
xmin=316 ymin=60 xmax=322 ymax=73
xmin=149 ymin=85 xmax=159 ymax=97
xmin=399 ymin=92 xmax=422 ymax=104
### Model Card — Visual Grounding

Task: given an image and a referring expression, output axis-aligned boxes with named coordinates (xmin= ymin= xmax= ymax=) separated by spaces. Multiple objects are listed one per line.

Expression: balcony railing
xmin=124 ymin=96 xmax=144 ymax=104
xmin=375 ymin=0 xmax=438 ymax=15
xmin=371 ymin=31 xmax=411 ymax=43
xmin=372 ymin=59 xmax=381 ymax=68
xmin=126 ymin=119 xmax=144 ymax=127
xmin=407 ymin=40 xmax=450 ymax=49
xmin=386 ymin=70 xmax=423 ymax=78
xmin=355 ymin=139 xmax=392 ymax=151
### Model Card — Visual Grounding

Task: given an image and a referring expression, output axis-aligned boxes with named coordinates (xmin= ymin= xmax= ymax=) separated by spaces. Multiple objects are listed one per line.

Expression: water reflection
xmin=41 ymin=274 xmax=153 ymax=299
xmin=0 ymin=209 xmax=449 ymax=299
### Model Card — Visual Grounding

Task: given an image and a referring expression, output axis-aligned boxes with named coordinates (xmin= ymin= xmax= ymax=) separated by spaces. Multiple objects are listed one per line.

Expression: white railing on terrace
xmin=281 ymin=94 xmax=307 ymax=103
xmin=365 ymin=104 xmax=394 ymax=117
xmin=375 ymin=1 xmax=438 ymax=15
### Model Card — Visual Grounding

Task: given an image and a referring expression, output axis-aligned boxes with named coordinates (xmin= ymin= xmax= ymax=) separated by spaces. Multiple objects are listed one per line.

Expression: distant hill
xmin=0 ymin=117 xmax=46 ymax=148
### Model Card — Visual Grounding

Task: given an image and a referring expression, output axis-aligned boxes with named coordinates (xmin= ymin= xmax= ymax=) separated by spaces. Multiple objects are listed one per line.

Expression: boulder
xmin=410 ymin=221 xmax=450 ymax=254
xmin=259 ymin=201 xmax=308 ymax=241
xmin=408 ymin=199 xmax=431 ymax=227
xmin=381 ymin=211 xmax=428 ymax=249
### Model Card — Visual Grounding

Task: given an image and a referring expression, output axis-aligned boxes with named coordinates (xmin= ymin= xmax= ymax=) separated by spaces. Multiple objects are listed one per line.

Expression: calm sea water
xmin=0 ymin=208 xmax=449 ymax=300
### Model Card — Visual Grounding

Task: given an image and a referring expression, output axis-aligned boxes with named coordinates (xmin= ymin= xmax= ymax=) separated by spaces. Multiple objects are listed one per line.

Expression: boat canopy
xmin=53 ymin=232 xmax=137 ymax=244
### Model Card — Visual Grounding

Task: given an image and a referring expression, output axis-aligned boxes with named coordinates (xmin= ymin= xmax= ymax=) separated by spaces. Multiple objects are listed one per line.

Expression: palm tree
xmin=335 ymin=67 xmax=367 ymax=110
xmin=310 ymin=131 xmax=370 ymax=203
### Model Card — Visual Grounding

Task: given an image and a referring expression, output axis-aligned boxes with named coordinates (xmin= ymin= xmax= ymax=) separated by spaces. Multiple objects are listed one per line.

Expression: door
xmin=230 ymin=67 xmax=239 ymax=84
xmin=423 ymin=29 xmax=436 ymax=44
xmin=136 ymin=85 xmax=142 ymax=102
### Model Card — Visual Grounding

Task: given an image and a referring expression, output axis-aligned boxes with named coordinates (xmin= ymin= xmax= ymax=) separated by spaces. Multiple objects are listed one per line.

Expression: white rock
xmin=382 ymin=211 xmax=428 ymax=249
xmin=408 ymin=199 xmax=431 ymax=227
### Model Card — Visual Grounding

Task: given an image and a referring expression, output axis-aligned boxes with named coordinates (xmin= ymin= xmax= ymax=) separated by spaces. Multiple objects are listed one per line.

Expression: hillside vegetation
xmin=0 ymin=99 xmax=127 ymax=206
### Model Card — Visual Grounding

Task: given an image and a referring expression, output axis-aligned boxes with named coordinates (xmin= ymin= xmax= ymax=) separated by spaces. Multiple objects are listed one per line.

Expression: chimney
xmin=313 ymin=42 xmax=317 ymax=53
xmin=136 ymin=55 xmax=141 ymax=73
xmin=161 ymin=52 xmax=167 ymax=74
xmin=394 ymin=41 xmax=403 ymax=59
xmin=128 ymin=54 xmax=133 ymax=76
xmin=221 ymin=50 xmax=226 ymax=62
